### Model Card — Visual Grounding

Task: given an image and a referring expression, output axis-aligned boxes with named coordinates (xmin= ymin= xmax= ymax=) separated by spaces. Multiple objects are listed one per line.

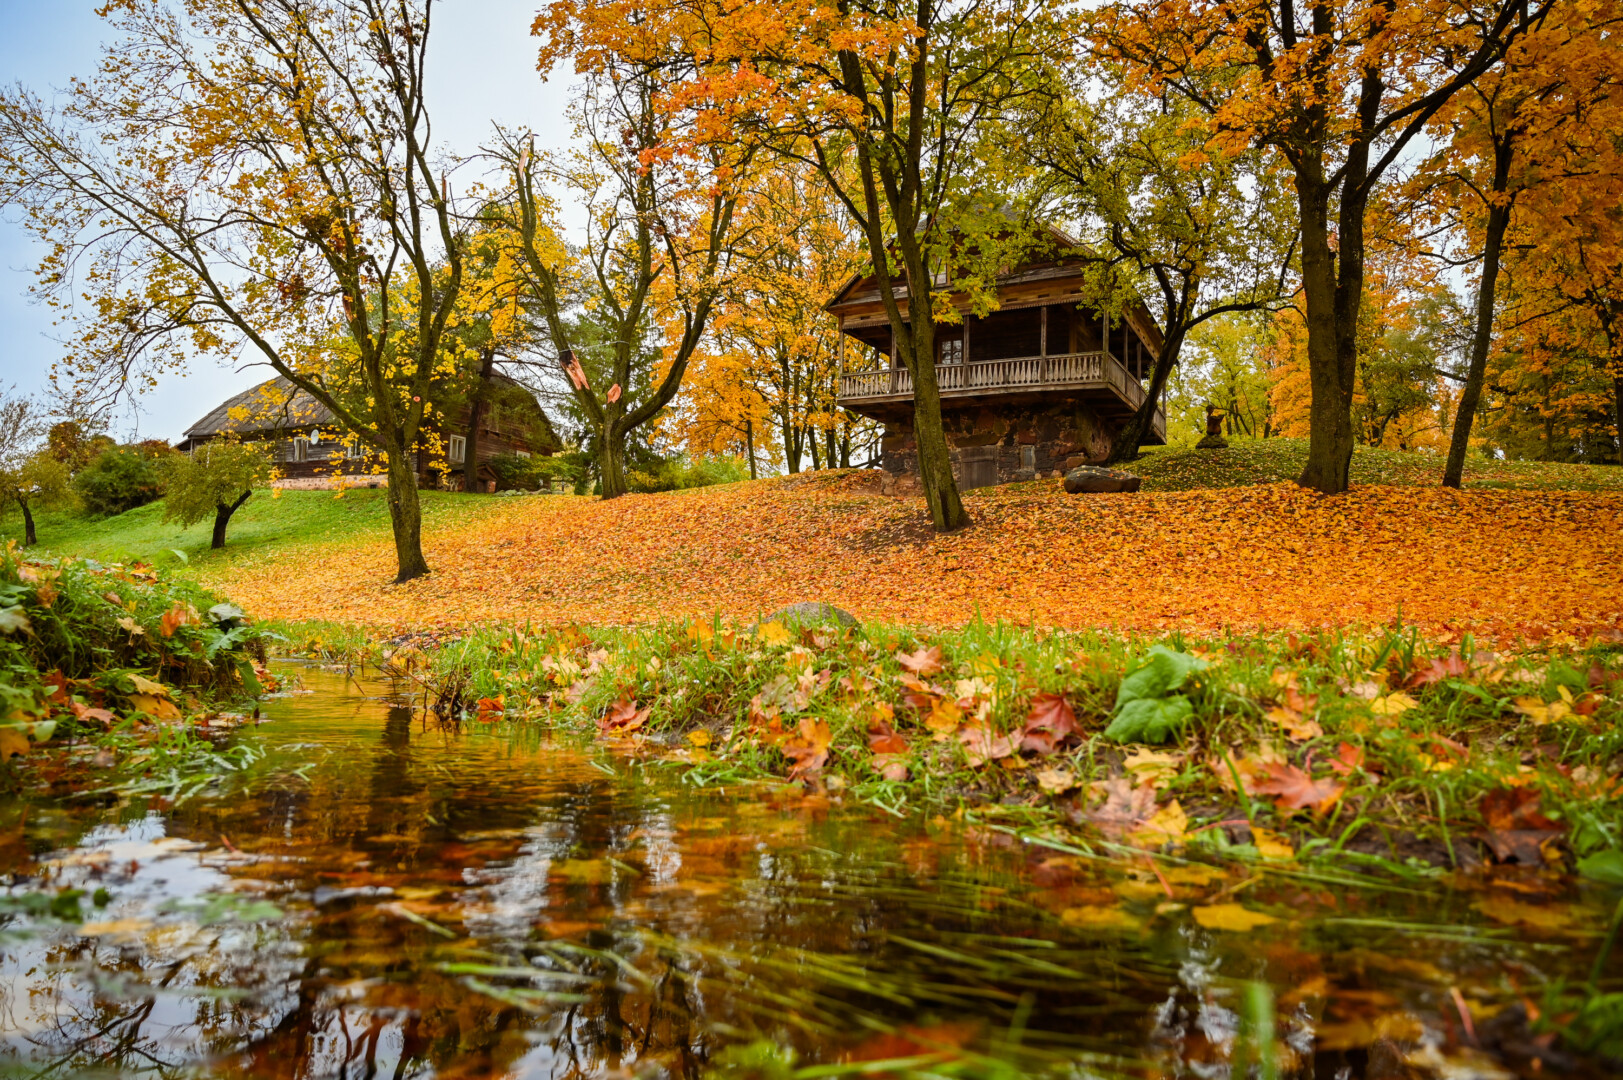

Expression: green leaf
xmin=1104 ymin=696 xmax=1195 ymax=744
xmin=1578 ymin=850 xmax=1623 ymax=886
xmin=208 ymin=603 xmax=245 ymax=626
xmin=236 ymin=657 xmax=262 ymax=698
xmin=168 ymin=548 xmax=189 ymax=565
xmin=1115 ymin=646 xmax=1207 ymax=707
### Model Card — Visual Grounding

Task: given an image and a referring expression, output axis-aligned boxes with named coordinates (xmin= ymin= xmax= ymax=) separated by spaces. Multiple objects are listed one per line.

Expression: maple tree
xmin=0 ymin=0 xmax=474 ymax=582
xmin=673 ymin=168 xmax=877 ymax=475
xmin=1027 ymin=56 xmax=1297 ymax=464
xmin=1098 ymin=0 xmax=1556 ymax=493
xmin=484 ymin=46 xmax=754 ymax=498
xmin=536 ymin=0 xmax=1072 ymax=531
xmin=160 ymin=439 xmax=275 ymax=550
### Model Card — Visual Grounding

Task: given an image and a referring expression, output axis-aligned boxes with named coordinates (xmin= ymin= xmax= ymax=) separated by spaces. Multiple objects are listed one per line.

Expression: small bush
xmin=486 ymin=453 xmax=584 ymax=493
xmin=626 ymin=454 xmax=749 ymax=493
xmin=73 ymin=446 xmax=172 ymax=516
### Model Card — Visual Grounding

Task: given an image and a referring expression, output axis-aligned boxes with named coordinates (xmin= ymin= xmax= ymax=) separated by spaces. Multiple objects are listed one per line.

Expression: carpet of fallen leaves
xmin=213 ymin=473 xmax=1623 ymax=639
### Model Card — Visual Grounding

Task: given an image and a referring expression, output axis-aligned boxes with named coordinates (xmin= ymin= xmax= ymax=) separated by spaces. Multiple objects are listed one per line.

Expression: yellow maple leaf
xmin=756 ymin=620 xmax=792 ymax=647
xmin=1251 ymin=827 xmax=1295 ymax=859
xmin=1369 ymin=692 xmax=1418 ymax=716
xmin=1192 ymin=903 xmax=1277 ymax=932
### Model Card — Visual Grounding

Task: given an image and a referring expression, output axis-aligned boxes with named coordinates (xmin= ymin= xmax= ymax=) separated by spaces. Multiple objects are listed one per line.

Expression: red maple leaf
xmin=896 ymin=646 xmax=945 ymax=677
xmin=598 ymin=698 xmax=649 ymax=735
xmin=1251 ymin=762 xmax=1344 ymax=813
xmin=1020 ymin=692 xmax=1078 ymax=755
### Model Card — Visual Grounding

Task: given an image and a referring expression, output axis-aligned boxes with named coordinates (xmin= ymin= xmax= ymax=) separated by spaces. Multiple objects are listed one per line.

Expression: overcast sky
xmin=0 ymin=1 xmax=576 ymax=443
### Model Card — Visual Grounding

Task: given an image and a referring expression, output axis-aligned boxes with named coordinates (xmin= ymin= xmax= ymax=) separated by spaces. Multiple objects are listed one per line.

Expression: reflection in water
xmin=0 ymin=666 xmax=1607 ymax=1078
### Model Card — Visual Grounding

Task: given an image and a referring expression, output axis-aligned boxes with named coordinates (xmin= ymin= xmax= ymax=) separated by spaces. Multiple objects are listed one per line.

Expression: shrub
xmin=626 ymin=454 xmax=749 ymax=493
xmin=486 ymin=453 xmax=583 ymax=493
xmin=73 ymin=446 xmax=171 ymax=516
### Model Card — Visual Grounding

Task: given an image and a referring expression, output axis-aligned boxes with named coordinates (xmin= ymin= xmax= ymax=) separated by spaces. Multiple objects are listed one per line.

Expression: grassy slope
xmin=4 ymin=440 xmax=1615 ymax=612
xmin=0 ymin=488 xmax=505 ymax=571
xmin=1132 ymin=438 xmax=1623 ymax=492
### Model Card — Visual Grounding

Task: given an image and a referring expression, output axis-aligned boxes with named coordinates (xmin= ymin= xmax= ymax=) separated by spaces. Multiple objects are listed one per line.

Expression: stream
xmin=0 ymin=665 xmax=1613 ymax=1079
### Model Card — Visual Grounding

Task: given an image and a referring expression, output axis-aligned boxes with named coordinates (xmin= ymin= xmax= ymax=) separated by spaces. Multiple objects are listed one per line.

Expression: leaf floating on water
xmin=1471 ymin=894 xmax=1574 ymax=931
xmin=1192 ymin=903 xmax=1277 ymax=932
xmin=1060 ymin=905 xmax=1141 ymax=931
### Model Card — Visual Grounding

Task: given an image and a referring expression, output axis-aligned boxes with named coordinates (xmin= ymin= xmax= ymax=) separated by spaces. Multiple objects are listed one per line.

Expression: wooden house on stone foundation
xmin=829 ymin=233 xmax=1165 ymax=489
xmin=176 ymin=375 xmax=560 ymax=490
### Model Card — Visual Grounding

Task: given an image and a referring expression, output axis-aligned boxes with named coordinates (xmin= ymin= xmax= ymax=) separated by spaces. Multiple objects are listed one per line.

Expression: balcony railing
xmin=838 ymin=350 xmax=1165 ymax=440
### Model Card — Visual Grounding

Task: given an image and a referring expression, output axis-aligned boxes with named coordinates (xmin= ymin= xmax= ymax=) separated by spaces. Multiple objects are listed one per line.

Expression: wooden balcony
xmin=837 ymin=350 xmax=1166 ymax=442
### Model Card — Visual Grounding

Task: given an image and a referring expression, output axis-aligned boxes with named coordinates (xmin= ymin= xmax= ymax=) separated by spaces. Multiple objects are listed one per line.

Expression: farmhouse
xmin=829 ymin=230 xmax=1165 ymax=488
xmin=176 ymin=375 xmax=560 ymax=490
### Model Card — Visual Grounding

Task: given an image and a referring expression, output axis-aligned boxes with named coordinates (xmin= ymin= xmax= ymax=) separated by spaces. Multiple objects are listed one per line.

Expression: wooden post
xmin=890 ymin=327 xmax=898 ymax=395
xmin=962 ymin=314 xmax=971 ymax=366
xmin=1040 ymin=305 xmax=1048 ymax=357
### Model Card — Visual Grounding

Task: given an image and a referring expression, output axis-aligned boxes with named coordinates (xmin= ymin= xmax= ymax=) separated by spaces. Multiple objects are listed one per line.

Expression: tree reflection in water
xmin=0 ymin=667 xmax=1603 ymax=1079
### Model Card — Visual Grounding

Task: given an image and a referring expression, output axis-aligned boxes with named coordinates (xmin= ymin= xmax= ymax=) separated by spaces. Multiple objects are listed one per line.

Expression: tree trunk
xmin=825 ymin=426 xmax=838 ymax=471
xmin=1295 ymin=165 xmax=1356 ymax=495
xmin=744 ymin=418 xmax=758 ymax=480
xmin=211 ymin=490 xmax=252 ymax=549
xmin=1613 ymin=374 xmax=1623 ymax=465
xmin=599 ymin=431 xmax=628 ymax=498
xmin=908 ymin=338 xmax=969 ymax=531
xmin=1443 ymin=192 xmax=1511 ymax=488
xmin=463 ymin=346 xmax=497 ymax=494
xmin=385 ymin=449 xmax=431 ymax=582
xmin=1106 ymin=328 xmax=1183 ymax=465
xmin=809 ymin=432 xmax=823 ymax=470
xmin=20 ymin=501 xmax=35 ymax=547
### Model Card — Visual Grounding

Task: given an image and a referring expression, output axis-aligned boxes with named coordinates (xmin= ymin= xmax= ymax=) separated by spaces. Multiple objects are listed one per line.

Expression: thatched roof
xmin=181 ymin=377 xmax=333 ymax=443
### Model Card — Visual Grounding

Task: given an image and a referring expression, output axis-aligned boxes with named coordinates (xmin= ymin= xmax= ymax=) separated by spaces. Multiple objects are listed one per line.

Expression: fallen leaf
xmin=129 ymin=693 xmax=182 ymax=721
xmin=1192 ymin=903 xmax=1277 ymax=932
xmin=1021 ymin=692 xmax=1078 ymax=754
xmin=1122 ymin=747 xmax=1185 ymax=787
xmin=756 ymin=620 xmax=793 ymax=648
xmin=1060 ymin=905 xmax=1141 ymax=930
xmin=896 ymin=645 xmax=945 ymax=677
xmin=1472 ymin=894 xmax=1572 ymax=931
xmin=1479 ymin=788 xmax=1561 ymax=864
xmin=1034 ymin=766 xmax=1076 ymax=794
xmin=0 ymin=728 xmax=28 ymax=760
xmin=1251 ymin=827 xmax=1295 ymax=859
xmin=1251 ymin=761 xmax=1344 ymax=813
xmin=1369 ymin=692 xmax=1418 ymax=717
xmin=599 ymin=698 xmax=650 ymax=735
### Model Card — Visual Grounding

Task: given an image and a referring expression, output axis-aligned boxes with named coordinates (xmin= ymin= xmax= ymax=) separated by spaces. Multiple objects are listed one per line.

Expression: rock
xmin=763 ymin=602 xmax=860 ymax=629
xmin=1195 ymin=433 xmax=1230 ymax=450
xmin=1063 ymin=465 xmax=1142 ymax=494
xmin=878 ymin=471 xmax=923 ymax=497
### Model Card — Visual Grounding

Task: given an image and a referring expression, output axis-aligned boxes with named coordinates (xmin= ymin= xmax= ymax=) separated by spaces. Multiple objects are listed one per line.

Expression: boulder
xmin=763 ymin=602 xmax=860 ymax=629
xmin=1195 ymin=433 xmax=1231 ymax=450
xmin=1063 ymin=465 xmax=1142 ymax=494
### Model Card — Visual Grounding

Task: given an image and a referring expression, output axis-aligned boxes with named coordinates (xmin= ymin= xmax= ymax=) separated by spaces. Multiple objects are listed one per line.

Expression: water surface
xmin=0 ymin=666 xmax=1609 ymax=1078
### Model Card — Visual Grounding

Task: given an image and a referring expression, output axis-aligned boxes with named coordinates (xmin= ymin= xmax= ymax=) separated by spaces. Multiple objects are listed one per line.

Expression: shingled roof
xmin=180 ymin=377 xmax=333 ymax=446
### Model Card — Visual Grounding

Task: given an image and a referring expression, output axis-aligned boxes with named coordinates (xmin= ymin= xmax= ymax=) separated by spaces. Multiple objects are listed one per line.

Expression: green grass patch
xmin=0 ymin=487 xmax=511 ymax=571
xmin=1133 ymin=437 xmax=1623 ymax=492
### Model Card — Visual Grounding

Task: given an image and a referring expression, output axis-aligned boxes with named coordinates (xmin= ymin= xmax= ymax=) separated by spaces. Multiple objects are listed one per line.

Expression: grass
xmin=340 ymin=613 xmax=1623 ymax=884
xmin=0 ymin=487 xmax=510 ymax=571
xmin=1130 ymin=437 xmax=1623 ymax=492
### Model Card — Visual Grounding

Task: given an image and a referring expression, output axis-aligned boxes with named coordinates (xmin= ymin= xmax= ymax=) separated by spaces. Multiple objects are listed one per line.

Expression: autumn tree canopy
xmin=0 ymin=0 xmax=474 ymax=582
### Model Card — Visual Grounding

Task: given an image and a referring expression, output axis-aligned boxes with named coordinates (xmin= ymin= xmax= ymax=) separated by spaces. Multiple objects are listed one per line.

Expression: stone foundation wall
xmin=879 ymin=403 xmax=1117 ymax=487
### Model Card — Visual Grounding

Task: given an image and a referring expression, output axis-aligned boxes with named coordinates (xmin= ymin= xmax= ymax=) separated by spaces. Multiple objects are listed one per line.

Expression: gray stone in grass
xmin=762 ymin=602 xmax=860 ymax=629
xmin=1063 ymin=466 xmax=1142 ymax=494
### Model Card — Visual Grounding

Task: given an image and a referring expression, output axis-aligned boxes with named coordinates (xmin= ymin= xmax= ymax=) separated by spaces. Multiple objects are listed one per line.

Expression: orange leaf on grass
xmin=599 ymin=698 xmax=650 ymax=735
xmin=782 ymin=716 xmax=832 ymax=781
xmin=896 ymin=645 xmax=945 ymax=677
xmin=1020 ymin=692 xmax=1077 ymax=755
xmin=1250 ymin=761 xmax=1343 ymax=813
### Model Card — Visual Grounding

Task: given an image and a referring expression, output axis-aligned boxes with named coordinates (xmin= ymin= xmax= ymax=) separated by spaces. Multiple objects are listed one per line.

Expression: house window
xmin=345 ymin=441 xmax=362 ymax=460
xmin=291 ymin=437 xmax=309 ymax=463
xmin=449 ymin=435 xmax=466 ymax=464
xmin=938 ymin=335 xmax=964 ymax=366
xmin=1021 ymin=444 xmax=1036 ymax=471
xmin=515 ymin=450 xmax=531 ymax=460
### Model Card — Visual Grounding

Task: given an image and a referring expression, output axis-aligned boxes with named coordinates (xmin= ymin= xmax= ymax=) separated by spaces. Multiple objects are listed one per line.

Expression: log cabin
xmin=175 ymin=375 xmax=561 ymax=490
xmin=829 ymin=229 xmax=1165 ymax=489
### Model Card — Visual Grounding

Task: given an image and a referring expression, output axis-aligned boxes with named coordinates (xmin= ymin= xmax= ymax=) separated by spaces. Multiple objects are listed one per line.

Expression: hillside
xmin=5 ymin=440 xmax=1618 ymax=638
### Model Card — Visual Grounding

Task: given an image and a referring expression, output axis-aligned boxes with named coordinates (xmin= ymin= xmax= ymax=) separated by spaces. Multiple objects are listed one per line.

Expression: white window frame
xmin=938 ymin=335 xmax=964 ymax=366
xmin=449 ymin=435 xmax=467 ymax=464
xmin=291 ymin=437 xmax=309 ymax=463
xmin=345 ymin=441 xmax=363 ymax=460
xmin=515 ymin=449 xmax=531 ymax=460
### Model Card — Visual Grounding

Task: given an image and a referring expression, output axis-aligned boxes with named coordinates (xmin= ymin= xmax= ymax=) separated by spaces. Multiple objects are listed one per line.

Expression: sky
xmin=0 ymin=1 xmax=577 ymax=444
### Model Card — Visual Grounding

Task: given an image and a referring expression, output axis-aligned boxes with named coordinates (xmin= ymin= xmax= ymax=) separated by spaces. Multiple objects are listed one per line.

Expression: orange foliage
xmin=212 ymin=477 xmax=1623 ymax=641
